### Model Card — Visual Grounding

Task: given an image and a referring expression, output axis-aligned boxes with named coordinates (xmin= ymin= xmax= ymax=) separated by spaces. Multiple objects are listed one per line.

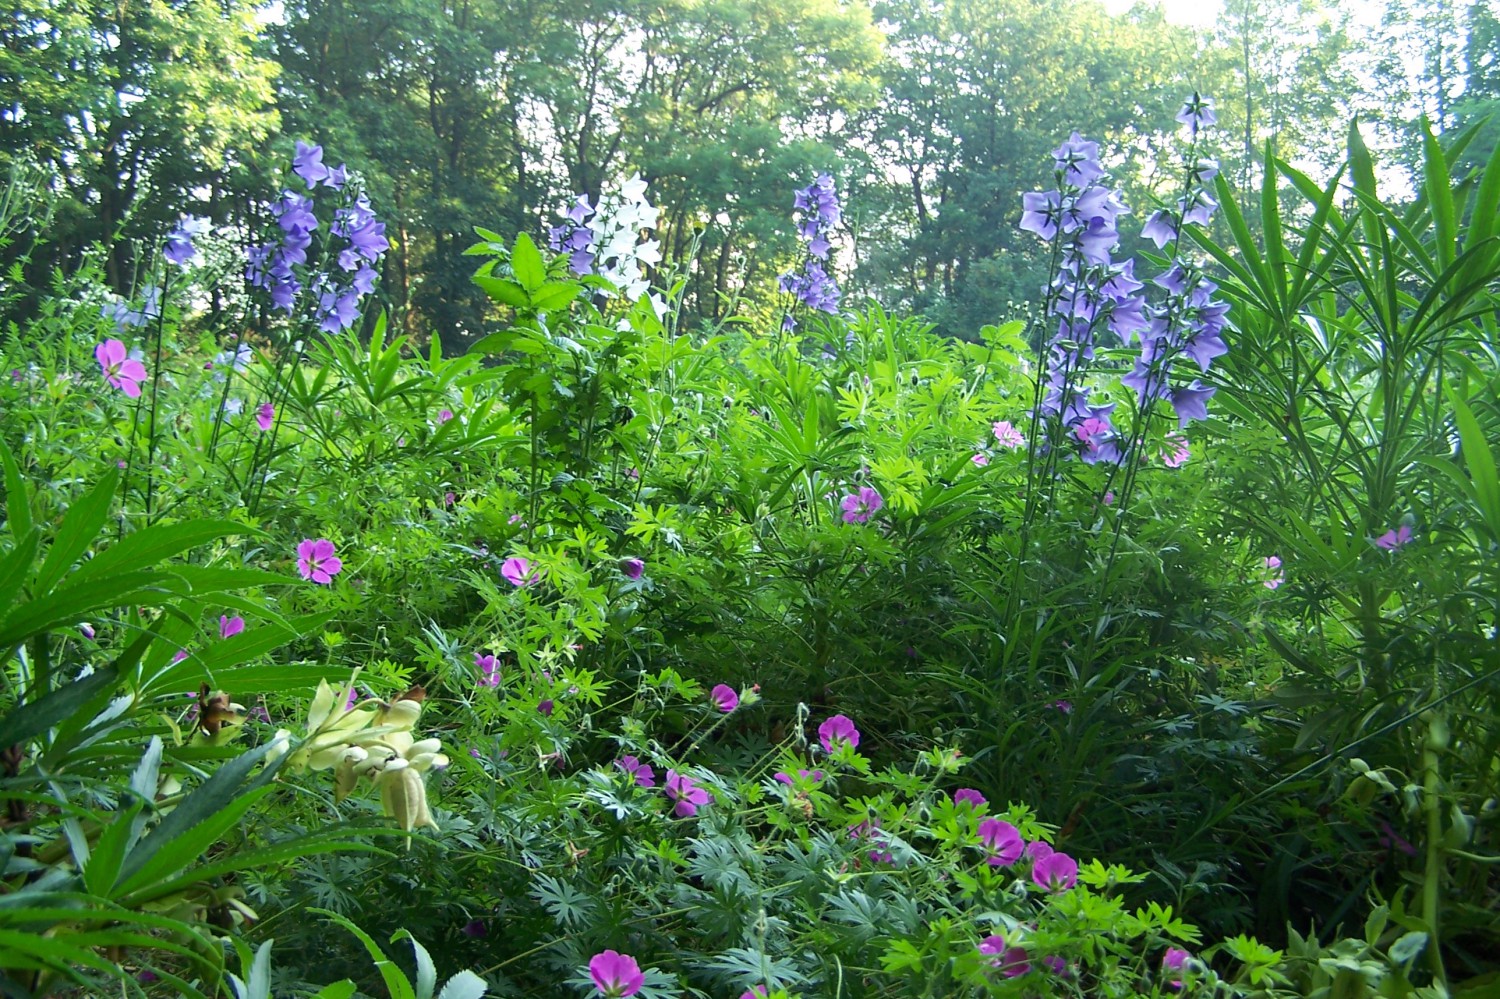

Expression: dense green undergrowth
xmin=0 ymin=112 xmax=1497 ymax=998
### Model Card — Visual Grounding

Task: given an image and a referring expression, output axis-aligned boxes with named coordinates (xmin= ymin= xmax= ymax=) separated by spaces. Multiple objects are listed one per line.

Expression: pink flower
xmin=664 ymin=769 xmax=712 ymax=817
xmin=840 ymin=485 xmax=883 ymax=524
xmin=476 ymin=652 xmax=499 ymax=688
xmin=953 ymin=788 xmax=987 ymax=809
xmin=620 ymin=557 xmax=645 ymax=580
xmin=588 ymin=950 xmax=645 ymax=998
xmin=444 ymin=491 xmax=456 ymax=507
xmin=992 ymin=420 xmax=1025 ymax=449
xmin=1024 ymin=840 xmax=1054 ymax=863
xmin=972 ymin=452 xmax=990 ymax=467
xmin=773 ymin=768 xmax=825 ymax=785
xmin=1051 ymin=699 xmax=1073 ymax=714
xmin=979 ymin=934 xmax=1031 ymax=977
xmin=296 ymin=538 xmax=343 ymax=584
xmin=78 ymin=622 xmax=96 ymax=640
xmin=1102 ymin=490 xmax=1115 ymax=505
xmin=537 ymin=699 xmax=554 ymax=716
xmin=172 ymin=649 xmax=190 ymax=664
xmin=710 ymin=683 xmax=739 ymax=712
xmin=1031 ymin=851 xmax=1078 ymax=892
xmin=1162 ymin=948 xmax=1192 ymax=989
xmin=438 ymin=408 xmax=454 ymax=424
xmin=256 ymin=402 xmax=275 ymax=432
xmin=1160 ymin=433 xmax=1191 ymax=468
xmin=740 ymin=989 xmax=768 ymax=999
xmin=979 ymin=817 xmax=1024 ymax=866
xmin=1262 ymin=555 xmax=1284 ymax=590
xmin=501 ymin=556 xmax=537 ymax=587
xmin=219 ymin=615 xmax=245 ymax=639
xmin=615 ymin=755 xmax=656 ymax=788
xmin=96 ymin=339 xmax=147 ymax=397
xmin=818 ymin=714 xmax=861 ymax=752
xmin=1374 ymin=523 xmax=1413 ymax=550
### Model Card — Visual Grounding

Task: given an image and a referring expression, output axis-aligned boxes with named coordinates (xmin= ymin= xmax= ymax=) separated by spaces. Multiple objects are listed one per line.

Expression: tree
xmin=0 ymin=0 xmax=278 ymax=293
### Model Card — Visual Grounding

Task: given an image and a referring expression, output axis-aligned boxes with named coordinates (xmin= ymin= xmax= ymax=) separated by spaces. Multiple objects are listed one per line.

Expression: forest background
xmin=5 ymin=0 xmax=1499 ymax=346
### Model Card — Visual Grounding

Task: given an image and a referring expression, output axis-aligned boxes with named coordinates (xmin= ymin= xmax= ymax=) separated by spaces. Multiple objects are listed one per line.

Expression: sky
xmin=1102 ymin=0 xmax=1226 ymax=28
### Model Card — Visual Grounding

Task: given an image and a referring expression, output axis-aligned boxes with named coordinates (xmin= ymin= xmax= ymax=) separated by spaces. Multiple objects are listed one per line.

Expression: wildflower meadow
xmin=2 ymin=1 xmax=1499 ymax=995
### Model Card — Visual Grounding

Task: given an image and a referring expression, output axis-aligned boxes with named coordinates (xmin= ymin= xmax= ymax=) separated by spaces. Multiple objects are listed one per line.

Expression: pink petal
xmin=119 ymin=378 xmax=142 ymax=398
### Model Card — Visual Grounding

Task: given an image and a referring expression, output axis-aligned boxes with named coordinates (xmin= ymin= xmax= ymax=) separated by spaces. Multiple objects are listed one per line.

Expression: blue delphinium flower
xmin=164 ymin=216 xmax=209 ymax=266
xmin=244 ymin=143 xmax=385 ymax=326
xmin=780 ymin=173 xmax=843 ymax=329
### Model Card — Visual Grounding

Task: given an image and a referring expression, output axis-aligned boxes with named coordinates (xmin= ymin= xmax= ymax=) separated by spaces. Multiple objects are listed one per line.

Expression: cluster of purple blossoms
xmin=164 ymin=216 xmax=210 ymax=267
xmin=245 ymin=142 xmax=385 ymax=332
xmin=779 ymin=173 xmax=842 ymax=328
xmin=1019 ymin=98 xmax=1228 ymax=463
xmin=101 ymin=286 xmax=161 ymax=333
xmin=547 ymin=174 xmax=661 ymax=307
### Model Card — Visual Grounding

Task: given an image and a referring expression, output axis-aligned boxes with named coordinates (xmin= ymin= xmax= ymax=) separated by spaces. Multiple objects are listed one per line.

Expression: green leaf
xmin=72 ymin=520 xmax=257 ymax=586
xmin=392 ymin=929 xmax=438 ymax=999
xmin=0 ymin=661 xmax=121 ymax=750
xmin=33 ymin=469 xmax=119 ymax=596
xmin=528 ymin=282 xmax=582 ymax=313
xmin=1422 ymin=120 xmax=1456 ymax=271
xmin=437 ymin=971 xmax=488 ymax=999
xmin=0 ymin=437 xmax=33 ymax=541
xmin=510 ymin=232 xmax=546 ymax=292
xmin=114 ymin=740 xmax=283 ymax=894
xmin=311 ymin=909 xmax=418 ymax=999
xmin=311 ymin=984 xmax=359 ymax=999
xmin=0 ymin=529 xmax=39 ymax=621
xmin=473 ymin=275 xmax=529 ymax=309
xmin=1388 ymin=931 xmax=1428 ymax=965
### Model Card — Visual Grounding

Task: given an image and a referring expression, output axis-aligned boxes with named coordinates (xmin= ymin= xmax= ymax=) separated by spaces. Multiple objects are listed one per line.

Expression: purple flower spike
xmin=588 ymin=950 xmax=645 ymax=998
xmin=710 ymin=683 xmax=739 ymax=713
xmin=1031 ymin=851 xmax=1079 ymax=892
xmin=818 ymin=714 xmax=861 ymax=752
xmin=296 ymin=538 xmax=342 ymax=584
xmin=664 ymin=769 xmax=712 ymax=817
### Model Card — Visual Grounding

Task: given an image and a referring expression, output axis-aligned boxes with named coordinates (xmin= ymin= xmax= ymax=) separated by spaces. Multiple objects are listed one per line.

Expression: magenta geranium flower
xmin=1161 ymin=433 xmax=1191 ymax=468
xmin=740 ymin=988 xmax=768 ymax=999
xmin=972 ymin=452 xmax=990 ymax=467
xmin=773 ymin=768 xmax=825 ymax=785
xmin=96 ymin=339 xmax=147 ymax=397
xmin=1025 ymin=840 xmax=1054 ymax=862
xmin=840 ymin=485 xmax=883 ymax=524
xmin=1031 ymin=850 xmax=1078 ymax=892
xmin=1374 ymin=523 xmax=1413 ymax=550
xmin=818 ymin=714 xmax=860 ymax=752
xmin=953 ymin=788 xmax=987 ymax=809
xmin=979 ymin=817 xmax=1024 ymax=866
xmin=979 ymin=934 xmax=1031 ymax=977
xmin=710 ymin=683 xmax=738 ymax=712
xmin=438 ymin=408 xmax=454 ymax=423
xmin=296 ymin=538 xmax=342 ymax=584
xmin=476 ymin=652 xmax=499 ymax=688
xmin=1162 ymin=948 xmax=1192 ymax=989
xmin=620 ymin=557 xmax=645 ymax=580
xmin=256 ymin=402 xmax=275 ymax=432
xmin=664 ymin=769 xmax=712 ymax=817
xmin=588 ymin=950 xmax=645 ymax=998
xmin=992 ymin=420 xmax=1025 ymax=449
xmin=1262 ymin=555 xmax=1284 ymax=590
xmin=615 ymin=755 xmax=656 ymax=788
xmin=501 ymin=556 xmax=537 ymax=587
xmin=219 ymin=615 xmax=245 ymax=639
